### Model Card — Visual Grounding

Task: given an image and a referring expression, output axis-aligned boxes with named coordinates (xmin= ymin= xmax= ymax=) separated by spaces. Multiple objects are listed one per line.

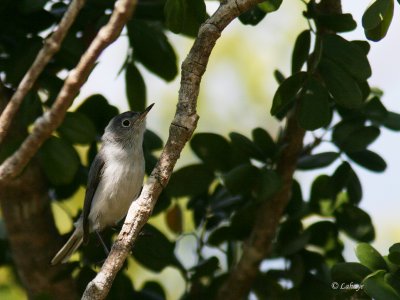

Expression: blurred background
xmin=78 ymin=0 xmax=400 ymax=261
xmin=74 ymin=0 xmax=400 ymax=297
xmin=1 ymin=1 xmax=399 ymax=299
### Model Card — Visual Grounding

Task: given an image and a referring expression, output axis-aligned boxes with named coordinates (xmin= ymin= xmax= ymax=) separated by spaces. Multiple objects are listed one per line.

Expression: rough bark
xmin=217 ymin=1 xmax=342 ymax=299
xmin=81 ymin=0 xmax=263 ymax=299
xmin=0 ymin=86 xmax=78 ymax=299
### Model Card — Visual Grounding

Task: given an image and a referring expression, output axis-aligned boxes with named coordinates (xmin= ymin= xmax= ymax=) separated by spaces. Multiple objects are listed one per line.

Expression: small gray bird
xmin=51 ymin=103 xmax=154 ymax=265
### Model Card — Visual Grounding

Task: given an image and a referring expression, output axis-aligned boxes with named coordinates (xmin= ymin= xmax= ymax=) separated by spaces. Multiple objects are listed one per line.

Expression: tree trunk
xmin=0 ymin=86 xmax=78 ymax=299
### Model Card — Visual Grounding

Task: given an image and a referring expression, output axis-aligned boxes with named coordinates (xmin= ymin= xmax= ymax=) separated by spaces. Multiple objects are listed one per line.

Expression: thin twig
xmin=81 ymin=0 xmax=263 ymax=298
xmin=0 ymin=0 xmax=87 ymax=144
xmin=0 ymin=0 xmax=138 ymax=182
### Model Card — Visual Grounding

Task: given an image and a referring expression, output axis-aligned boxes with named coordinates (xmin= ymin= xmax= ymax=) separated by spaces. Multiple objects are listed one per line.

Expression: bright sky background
xmin=75 ymin=0 xmax=400 ymax=266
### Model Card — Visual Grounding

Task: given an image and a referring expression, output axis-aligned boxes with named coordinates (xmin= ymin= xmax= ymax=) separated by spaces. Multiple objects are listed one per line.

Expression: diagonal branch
xmin=0 ymin=0 xmax=87 ymax=145
xmin=217 ymin=1 xmax=342 ymax=299
xmin=0 ymin=0 xmax=138 ymax=182
xmin=81 ymin=0 xmax=263 ymax=298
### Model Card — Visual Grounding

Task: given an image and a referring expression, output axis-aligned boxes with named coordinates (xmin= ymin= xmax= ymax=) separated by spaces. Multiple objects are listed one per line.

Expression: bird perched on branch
xmin=51 ymin=103 xmax=154 ymax=265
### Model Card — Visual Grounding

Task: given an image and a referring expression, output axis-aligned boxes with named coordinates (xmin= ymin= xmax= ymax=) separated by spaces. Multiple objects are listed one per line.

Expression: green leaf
xmin=298 ymin=77 xmax=331 ymax=130
xmin=347 ymin=150 xmax=387 ymax=172
xmin=128 ymin=20 xmax=177 ymax=81
xmin=19 ymin=91 xmax=43 ymax=127
xmin=331 ymin=161 xmax=351 ymax=196
xmin=332 ymin=262 xmax=371 ymax=282
xmin=271 ymin=72 xmax=307 ymax=116
xmin=333 ymin=121 xmax=380 ymax=153
xmin=363 ymin=97 xmax=388 ymax=122
xmin=385 ymin=273 xmax=400 ymax=298
xmin=251 ymin=127 xmax=276 ymax=158
xmin=356 ymin=243 xmax=387 ymax=271
xmin=322 ymin=34 xmax=371 ymax=81
xmin=133 ymin=224 xmax=179 ymax=272
xmin=274 ymin=69 xmax=285 ymax=84
xmin=319 ymin=58 xmax=363 ymax=109
xmin=144 ymin=130 xmax=163 ymax=152
xmin=164 ymin=0 xmax=208 ymax=36
xmin=363 ymin=270 xmax=400 ymax=300
xmin=256 ymin=169 xmax=281 ymax=202
xmin=383 ymin=112 xmax=400 ymax=131
xmin=388 ymin=244 xmax=400 ymax=265
xmin=298 ymin=152 xmax=339 ymax=170
xmin=239 ymin=6 xmax=266 ymax=25
xmin=190 ymin=133 xmax=232 ymax=171
xmin=38 ymin=137 xmax=80 ymax=186
xmin=275 ymin=220 xmax=310 ymax=256
xmin=309 ymin=175 xmax=334 ymax=216
xmin=258 ymin=0 xmax=283 ymax=12
xmin=307 ymin=221 xmax=338 ymax=249
xmin=125 ymin=63 xmax=146 ymax=111
xmin=167 ymin=164 xmax=214 ymax=197
xmin=17 ymin=0 xmax=47 ymax=14
xmin=77 ymin=94 xmax=119 ymax=134
xmin=316 ymin=13 xmax=357 ymax=32
xmin=362 ymin=0 xmax=394 ymax=41
xmin=164 ymin=0 xmax=185 ymax=33
xmin=207 ymin=226 xmax=234 ymax=246
xmin=58 ymin=112 xmax=96 ymax=144
xmin=223 ymin=163 xmax=260 ymax=194
xmin=292 ymin=30 xmax=311 ymax=74
xmin=229 ymin=132 xmax=264 ymax=161
xmin=5 ymin=37 xmax=42 ymax=85
xmin=346 ymin=166 xmax=363 ymax=204
xmin=336 ymin=205 xmax=375 ymax=242
xmin=189 ymin=257 xmax=220 ymax=280
xmin=345 ymin=126 xmax=380 ymax=152
xmin=352 ymin=40 xmax=371 ymax=55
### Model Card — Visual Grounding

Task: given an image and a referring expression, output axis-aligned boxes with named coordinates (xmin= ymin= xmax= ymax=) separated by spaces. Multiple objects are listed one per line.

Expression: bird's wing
xmin=82 ymin=152 xmax=105 ymax=244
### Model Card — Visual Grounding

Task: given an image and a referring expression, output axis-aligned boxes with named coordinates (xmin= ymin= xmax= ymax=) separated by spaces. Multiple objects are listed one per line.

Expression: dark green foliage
xmin=58 ymin=112 xmax=97 ymax=144
xmin=239 ymin=6 xmax=266 ymax=25
xmin=298 ymin=77 xmax=331 ymax=130
xmin=315 ymin=13 xmax=357 ymax=32
xmin=164 ymin=0 xmax=208 ymax=36
xmin=125 ymin=62 xmax=146 ymax=111
xmin=335 ymin=204 xmax=375 ymax=242
xmin=132 ymin=224 xmax=182 ymax=272
xmin=38 ymin=137 xmax=80 ymax=186
xmin=190 ymin=133 xmax=232 ymax=171
xmin=291 ymin=30 xmax=311 ymax=74
xmin=319 ymin=58 xmax=363 ymax=109
xmin=127 ymin=19 xmax=177 ymax=81
xmin=271 ymin=72 xmax=307 ymax=116
xmin=77 ymin=94 xmax=119 ymax=134
xmin=322 ymin=34 xmax=371 ymax=81
xmin=347 ymin=150 xmax=387 ymax=172
xmin=297 ymin=152 xmax=339 ymax=170
xmin=167 ymin=164 xmax=214 ymax=197
xmin=362 ymin=0 xmax=394 ymax=41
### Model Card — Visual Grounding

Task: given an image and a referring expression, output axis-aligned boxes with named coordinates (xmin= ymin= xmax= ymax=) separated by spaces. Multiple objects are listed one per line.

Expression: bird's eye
xmin=122 ymin=119 xmax=131 ymax=127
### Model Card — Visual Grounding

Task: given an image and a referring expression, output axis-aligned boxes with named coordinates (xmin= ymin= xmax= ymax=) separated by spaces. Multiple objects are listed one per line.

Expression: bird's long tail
xmin=51 ymin=228 xmax=83 ymax=265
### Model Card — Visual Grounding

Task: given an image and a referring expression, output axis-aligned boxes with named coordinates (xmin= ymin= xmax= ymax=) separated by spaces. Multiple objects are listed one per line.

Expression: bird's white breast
xmin=88 ymin=143 xmax=144 ymax=231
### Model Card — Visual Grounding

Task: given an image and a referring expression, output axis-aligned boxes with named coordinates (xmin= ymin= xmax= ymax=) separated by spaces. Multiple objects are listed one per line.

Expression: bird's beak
xmin=138 ymin=103 xmax=154 ymax=121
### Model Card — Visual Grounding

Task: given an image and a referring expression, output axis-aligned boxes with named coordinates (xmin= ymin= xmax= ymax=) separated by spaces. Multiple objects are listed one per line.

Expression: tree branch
xmin=0 ymin=0 xmax=138 ymax=183
xmin=81 ymin=0 xmax=263 ymax=298
xmin=0 ymin=0 xmax=86 ymax=145
xmin=217 ymin=1 xmax=342 ymax=299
